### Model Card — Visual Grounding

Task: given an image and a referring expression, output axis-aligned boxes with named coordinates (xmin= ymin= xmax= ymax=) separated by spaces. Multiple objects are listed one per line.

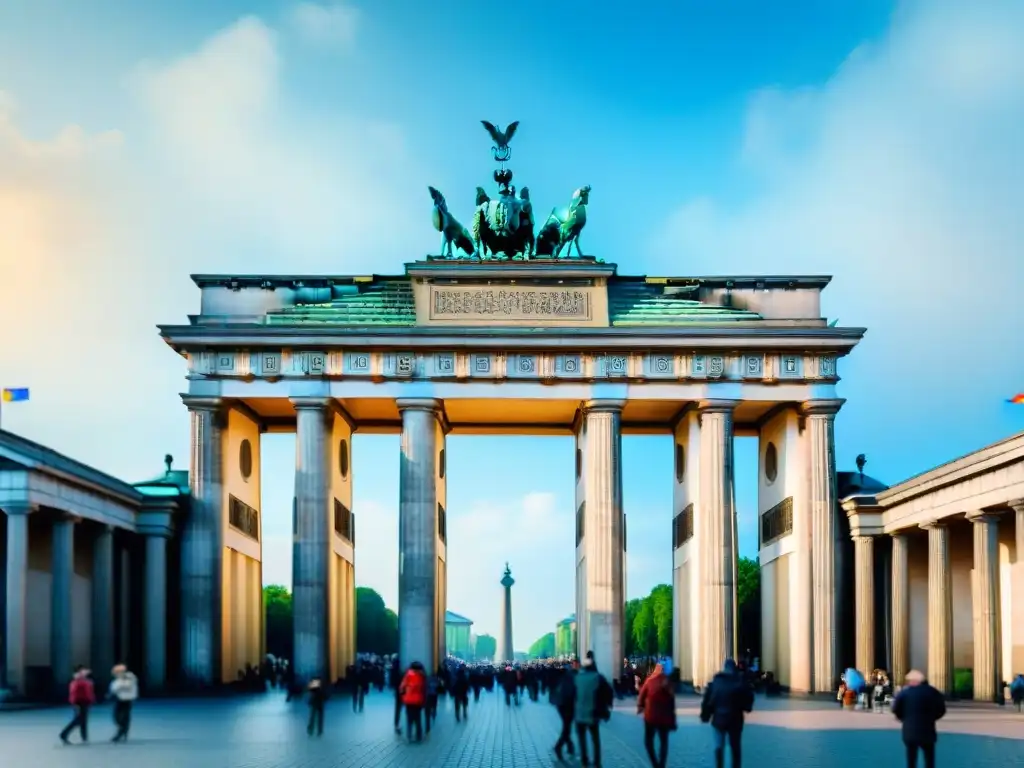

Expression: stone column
xmin=1013 ymin=502 xmax=1024 ymax=686
xmin=291 ymin=398 xmax=331 ymax=684
xmin=579 ymin=400 xmax=625 ymax=680
xmin=697 ymin=400 xmax=737 ymax=684
xmin=970 ymin=512 xmax=1001 ymax=702
xmin=145 ymin=534 xmax=169 ymax=690
xmin=180 ymin=396 xmax=225 ymax=686
xmin=3 ymin=504 xmax=33 ymax=693
xmin=91 ymin=525 xmax=115 ymax=690
xmin=923 ymin=522 xmax=953 ymax=695
xmin=802 ymin=399 xmax=843 ymax=693
xmin=397 ymin=399 xmax=442 ymax=670
xmin=854 ymin=535 xmax=875 ymax=674
xmin=498 ymin=565 xmax=515 ymax=663
xmin=890 ymin=533 xmax=911 ymax=685
xmin=51 ymin=515 xmax=76 ymax=691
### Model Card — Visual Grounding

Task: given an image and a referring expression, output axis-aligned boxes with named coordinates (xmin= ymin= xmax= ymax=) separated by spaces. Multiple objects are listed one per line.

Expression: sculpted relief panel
xmin=426 ymin=284 xmax=594 ymax=324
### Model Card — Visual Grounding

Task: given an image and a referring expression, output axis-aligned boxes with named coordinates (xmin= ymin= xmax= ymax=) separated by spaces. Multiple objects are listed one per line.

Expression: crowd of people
xmin=48 ymin=647 xmax=1015 ymax=768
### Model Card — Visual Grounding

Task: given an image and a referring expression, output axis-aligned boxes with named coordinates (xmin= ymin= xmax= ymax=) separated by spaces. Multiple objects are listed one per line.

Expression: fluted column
xmin=3 ymin=504 xmax=33 ymax=694
xmin=144 ymin=533 xmax=169 ymax=689
xmin=890 ymin=533 xmax=910 ymax=685
xmin=970 ymin=512 xmax=1001 ymax=702
xmin=397 ymin=399 xmax=443 ymax=670
xmin=292 ymin=398 xmax=332 ymax=684
xmin=802 ymin=399 xmax=843 ymax=693
xmin=180 ymin=396 xmax=225 ymax=686
xmin=854 ymin=535 xmax=875 ymax=674
xmin=923 ymin=522 xmax=953 ymax=696
xmin=579 ymin=400 xmax=625 ymax=679
xmin=697 ymin=400 xmax=737 ymax=685
xmin=91 ymin=525 xmax=115 ymax=692
xmin=51 ymin=515 xmax=76 ymax=691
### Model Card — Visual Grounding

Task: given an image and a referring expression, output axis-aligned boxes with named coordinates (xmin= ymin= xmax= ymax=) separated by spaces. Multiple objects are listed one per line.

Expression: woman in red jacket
xmin=59 ymin=665 xmax=96 ymax=744
xmin=637 ymin=664 xmax=676 ymax=768
xmin=399 ymin=661 xmax=428 ymax=742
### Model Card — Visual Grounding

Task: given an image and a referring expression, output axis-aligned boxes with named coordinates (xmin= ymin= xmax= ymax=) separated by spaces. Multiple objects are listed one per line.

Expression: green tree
xmin=649 ymin=584 xmax=673 ymax=656
xmin=264 ymin=584 xmax=293 ymax=659
xmin=528 ymin=632 xmax=556 ymax=659
xmin=475 ymin=633 xmax=497 ymax=661
xmin=632 ymin=597 xmax=657 ymax=655
xmin=624 ymin=598 xmax=643 ymax=657
xmin=355 ymin=586 xmax=398 ymax=654
xmin=737 ymin=557 xmax=761 ymax=657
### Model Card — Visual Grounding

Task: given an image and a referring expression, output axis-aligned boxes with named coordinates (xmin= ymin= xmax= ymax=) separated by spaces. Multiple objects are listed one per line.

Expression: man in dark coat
xmin=551 ymin=663 xmax=577 ymax=760
xmin=700 ymin=659 xmax=754 ymax=768
xmin=891 ymin=669 xmax=946 ymax=768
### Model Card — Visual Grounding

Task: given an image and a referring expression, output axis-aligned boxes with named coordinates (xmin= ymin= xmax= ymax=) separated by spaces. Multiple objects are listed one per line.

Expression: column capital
xmin=395 ymin=397 xmax=444 ymax=413
xmin=799 ymin=398 xmax=845 ymax=417
xmin=1007 ymin=499 xmax=1024 ymax=514
xmin=966 ymin=510 xmax=1002 ymax=524
xmin=697 ymin=399 xmax=739 ymax=414
xmin=2 ymin=502 xmax=37 ymax=516
xmin=581 ymin=399 xmax=626 ymax=414
xmin=853 ymin=534 xmax=875 ymax=545
xmin=920 ymin=520 xmax=948 ymax=531
xmin=51 ymin=510 xmax=83 ymax=524
xmin=889 ymin=530 xmax=910 ymax=540
xmin=289 ymin=396 xmax=333 ymax=411
xmin=180 ymin=394 xmax=223 ymax=411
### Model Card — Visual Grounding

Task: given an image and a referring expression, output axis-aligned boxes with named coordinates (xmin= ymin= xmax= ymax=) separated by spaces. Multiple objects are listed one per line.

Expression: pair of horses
xmin=429 ymin=185 xmax=590 ymax=260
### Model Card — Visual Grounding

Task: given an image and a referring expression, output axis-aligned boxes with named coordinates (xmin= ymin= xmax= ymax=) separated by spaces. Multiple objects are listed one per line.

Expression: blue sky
xmin=1 ymin=0 xmax=1022 ymax=648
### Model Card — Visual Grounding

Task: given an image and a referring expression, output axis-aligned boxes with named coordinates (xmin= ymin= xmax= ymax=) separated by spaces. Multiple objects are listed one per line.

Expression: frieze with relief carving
xmin=186 ymin=349 xmax=842 ymax=383
xmin=429 ymin=285 xmax=592 ymax=321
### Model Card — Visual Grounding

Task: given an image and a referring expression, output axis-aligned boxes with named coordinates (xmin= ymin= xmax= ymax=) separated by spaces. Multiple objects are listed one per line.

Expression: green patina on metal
xmin=266 ymin=279 xmax=416 ymax=326
xmin=608 ymin=280 xmax=761 ymax=326
xmin=263 ymin=276 xmax=760 ymax=327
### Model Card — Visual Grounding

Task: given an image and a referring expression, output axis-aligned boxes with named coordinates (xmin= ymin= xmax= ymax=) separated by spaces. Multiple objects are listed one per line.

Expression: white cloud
xmin=288 ymin=2 xmax=359 ymax=48
xmin=0 ymin=11 xmax=424 ymax=481
xmin=653 ymin=0 xmax=1024 ymax=470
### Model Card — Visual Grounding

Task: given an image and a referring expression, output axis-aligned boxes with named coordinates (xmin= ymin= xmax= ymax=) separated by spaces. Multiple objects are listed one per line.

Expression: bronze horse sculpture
xmin=428 ymin=186 xmax=474 ymax=258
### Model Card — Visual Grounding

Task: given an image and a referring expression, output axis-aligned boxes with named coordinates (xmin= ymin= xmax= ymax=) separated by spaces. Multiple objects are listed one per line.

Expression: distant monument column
xmin=498 ymin=565 xmax=515 ymax=662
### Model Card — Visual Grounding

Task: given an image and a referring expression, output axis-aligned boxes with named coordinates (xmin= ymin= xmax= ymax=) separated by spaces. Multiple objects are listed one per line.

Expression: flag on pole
xmin=1009 ymin=393 xmax=1024 ymax=405
xmin=1 ymin=387 xmax=30 ymax=402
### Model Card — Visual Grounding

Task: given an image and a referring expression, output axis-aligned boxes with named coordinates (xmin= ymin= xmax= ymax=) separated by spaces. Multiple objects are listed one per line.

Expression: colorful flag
xmin=1 ymin=387 xmax=29 ymax=403
xmin=1009 ymin=393 xmax=1024 ymax=405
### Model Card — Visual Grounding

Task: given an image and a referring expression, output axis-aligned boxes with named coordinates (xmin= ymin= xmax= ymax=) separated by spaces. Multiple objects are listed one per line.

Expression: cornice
xmin=160 ymin=324 xmax=867 ymax=351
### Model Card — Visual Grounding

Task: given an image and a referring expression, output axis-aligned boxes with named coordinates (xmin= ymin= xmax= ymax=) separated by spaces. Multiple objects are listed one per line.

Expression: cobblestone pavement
xmin=1 ymin=689 xmax=1022 ymax=767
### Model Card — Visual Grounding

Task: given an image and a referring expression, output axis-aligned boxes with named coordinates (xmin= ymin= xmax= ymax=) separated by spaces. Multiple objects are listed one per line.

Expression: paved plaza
xmin=1 ymin=691 xmax=1022 ymax=767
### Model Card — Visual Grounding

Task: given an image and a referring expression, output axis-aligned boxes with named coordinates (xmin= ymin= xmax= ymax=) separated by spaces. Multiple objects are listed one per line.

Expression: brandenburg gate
xmin=158 ymin=122 xmax=863 ymax=691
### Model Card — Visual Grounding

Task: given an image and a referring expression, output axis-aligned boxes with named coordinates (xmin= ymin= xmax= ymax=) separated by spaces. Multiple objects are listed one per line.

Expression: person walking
xmin=637 ymin=663 xmax=676 ymax=768
xmin=551 ymin=662 xmax=577 ymax=761
xmin=425 ymin=668 xmax=440 ymax=733
xmin=1010 ymin=674 xmax=1024 ymax=712
xmin=400 ymin=661 xmax=428 ymax=742
xmin=452 ymin=665 xmax=470 ymax=722
xmin=390 ymin=658 xmax=404 ymax=734
xmin=891 ymin=669 xmax=946 ymax=768
xmin=574 ymin=653 xmax=614 ymax=767
xmin=699 ymin=659 xmax=754 ymax=768
xmin=107 ymin=664 xmax=139 ymax=742
xmin=59 ymin=666 xmax=96 ymax=745
xmin=306 ymin=678 xmax=327 ymax=736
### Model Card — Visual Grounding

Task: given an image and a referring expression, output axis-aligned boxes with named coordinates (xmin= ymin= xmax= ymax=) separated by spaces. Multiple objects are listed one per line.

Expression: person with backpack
xmin=574 ymin=652 xmax=614 ymax=767
xmin=637 ymin=663 xmax=676 ymax=768
xmin=700 ymin=659 xmax=754 ymax=768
